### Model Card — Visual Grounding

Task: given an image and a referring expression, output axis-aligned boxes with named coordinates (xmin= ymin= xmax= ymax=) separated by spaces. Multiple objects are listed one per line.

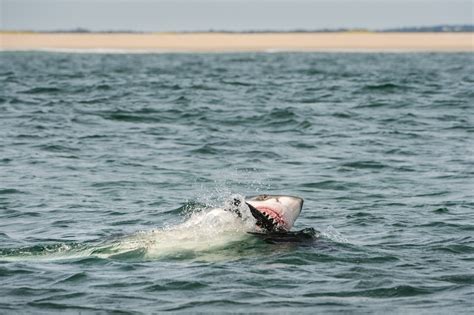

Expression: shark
xmin=0 ymin=194 xmax=313 ymax=262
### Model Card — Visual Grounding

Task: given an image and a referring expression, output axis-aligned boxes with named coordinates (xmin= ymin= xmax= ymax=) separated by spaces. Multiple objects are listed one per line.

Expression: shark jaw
xmin=245 ymin=195 xmax=304 ymax=232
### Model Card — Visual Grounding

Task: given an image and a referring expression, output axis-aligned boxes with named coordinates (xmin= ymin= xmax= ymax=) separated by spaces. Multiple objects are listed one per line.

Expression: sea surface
xmin=0 ymin=51 xmax=473 ymax=313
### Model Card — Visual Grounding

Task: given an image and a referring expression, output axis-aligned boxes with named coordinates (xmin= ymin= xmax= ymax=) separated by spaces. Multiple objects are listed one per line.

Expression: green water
xmin=0 ymin=52 xmax=473 ymax=313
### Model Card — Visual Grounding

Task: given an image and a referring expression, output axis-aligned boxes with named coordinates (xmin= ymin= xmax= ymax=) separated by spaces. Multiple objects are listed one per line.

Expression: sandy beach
xmin=1 ymin=32 xmax=473 ymax=52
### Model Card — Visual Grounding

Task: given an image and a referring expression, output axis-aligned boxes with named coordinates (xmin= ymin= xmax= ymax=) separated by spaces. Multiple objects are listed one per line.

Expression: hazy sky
xmin=1 ymin=0 xmax=473 ymax=31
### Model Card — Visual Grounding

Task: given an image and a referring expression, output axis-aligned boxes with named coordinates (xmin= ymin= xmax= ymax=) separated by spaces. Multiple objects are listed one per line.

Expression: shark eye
xmin=260 ymin=194 xmax=268 ymax=200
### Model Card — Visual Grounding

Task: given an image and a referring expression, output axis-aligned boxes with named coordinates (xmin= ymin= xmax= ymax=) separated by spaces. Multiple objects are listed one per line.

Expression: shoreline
xmin=1 ymin=32 xmax=473 ymax=52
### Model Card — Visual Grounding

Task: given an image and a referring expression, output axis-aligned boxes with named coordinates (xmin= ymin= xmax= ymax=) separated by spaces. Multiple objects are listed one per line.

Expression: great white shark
xmin=0 ymin=194 xmax=312 ymax=262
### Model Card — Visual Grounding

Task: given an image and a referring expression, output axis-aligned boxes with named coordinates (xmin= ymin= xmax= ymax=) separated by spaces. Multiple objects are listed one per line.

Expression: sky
xmin=1 ymin=0 xmax=473 ymax=32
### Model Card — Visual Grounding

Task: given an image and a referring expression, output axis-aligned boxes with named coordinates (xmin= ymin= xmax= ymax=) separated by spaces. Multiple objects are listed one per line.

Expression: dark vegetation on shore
xmin=2 ymin=25 xmax=473 ymax=33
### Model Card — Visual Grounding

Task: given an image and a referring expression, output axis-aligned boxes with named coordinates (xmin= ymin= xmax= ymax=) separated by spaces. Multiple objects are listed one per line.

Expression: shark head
xmin=245 ymin=194 xmax=304 ymax=232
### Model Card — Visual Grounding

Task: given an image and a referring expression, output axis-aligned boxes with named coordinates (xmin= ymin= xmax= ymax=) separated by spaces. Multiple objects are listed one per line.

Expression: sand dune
xmin=1 ymin=32 xmax=473 ymax=52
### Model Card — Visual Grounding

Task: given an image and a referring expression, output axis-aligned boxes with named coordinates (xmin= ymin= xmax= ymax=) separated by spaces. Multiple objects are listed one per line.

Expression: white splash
xmin=320 ymin=225 xmax=350 ymax=244
xmin=107 ymin=199 xmax=257 ymax=259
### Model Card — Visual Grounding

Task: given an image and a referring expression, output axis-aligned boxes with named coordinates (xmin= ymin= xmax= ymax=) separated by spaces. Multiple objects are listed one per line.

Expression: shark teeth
xmin=246 ymin=202 xmax=285 ymax=232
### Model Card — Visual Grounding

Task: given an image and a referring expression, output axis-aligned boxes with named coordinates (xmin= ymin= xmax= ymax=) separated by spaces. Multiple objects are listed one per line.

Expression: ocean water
xmin=0 ymin=51 xmax=473 ymax=313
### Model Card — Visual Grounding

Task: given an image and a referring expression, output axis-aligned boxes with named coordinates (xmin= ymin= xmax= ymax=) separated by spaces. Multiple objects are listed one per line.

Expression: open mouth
xmin=246 ymin=202 xmax=287 ymax=232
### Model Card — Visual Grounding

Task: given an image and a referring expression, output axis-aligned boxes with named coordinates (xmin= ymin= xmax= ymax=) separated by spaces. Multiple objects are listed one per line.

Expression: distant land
xmin=1 ymin=25 xmax=473 ymax=34
xmin=381 ymin=25 xmax=474 ymax=33
xmin=2 ymin=32 xmax=472 ymax=52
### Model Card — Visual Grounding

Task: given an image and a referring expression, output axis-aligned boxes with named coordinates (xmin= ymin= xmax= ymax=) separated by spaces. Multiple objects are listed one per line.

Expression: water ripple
xmin=0 ymin=51 xmax=472 ymax=313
